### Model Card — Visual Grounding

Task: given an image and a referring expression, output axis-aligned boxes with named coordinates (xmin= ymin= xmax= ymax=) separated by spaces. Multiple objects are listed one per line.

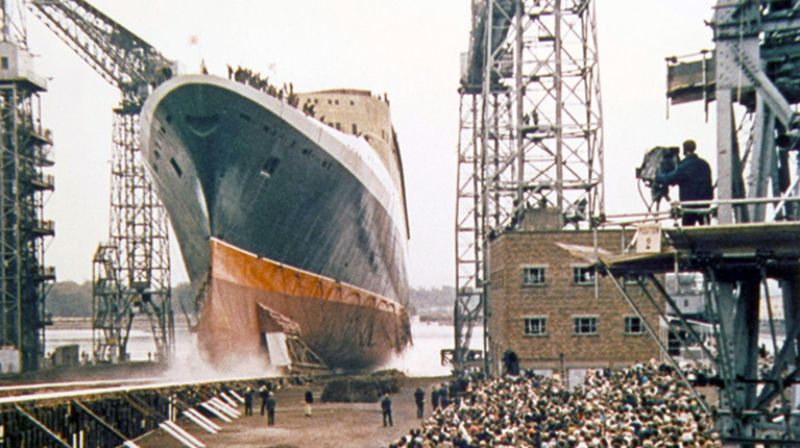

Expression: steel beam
xmin=13 ymin=405 xmax=70 ymax=447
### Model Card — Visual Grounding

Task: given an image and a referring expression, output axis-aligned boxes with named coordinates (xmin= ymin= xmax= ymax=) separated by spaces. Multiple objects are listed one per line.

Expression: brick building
xmin=488 ymin=216 xmax=664 ymax=378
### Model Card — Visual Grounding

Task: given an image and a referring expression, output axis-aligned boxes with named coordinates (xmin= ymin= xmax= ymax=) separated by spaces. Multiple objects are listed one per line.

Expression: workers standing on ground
xmin=258 ymin=384 xmax=269 ymax=416
xmin=381 ymin=393 xmax=393 ymax=427
xmin=266 ymin=392 xmax=276 ymax=426
xmin=655 ymin=139 xmax=713 ymax=226
xmin=439 ymin=384 xmax=449 ymax=408
xmin=414 ymin=387 xmax=425 ymax=419
xmin=244 ymin=386 xmax=254 ymax=416
xmin=431 ymin=386 xmax=439 ymax=411
xmin=304 ymin=389 xmax=314 ymax=417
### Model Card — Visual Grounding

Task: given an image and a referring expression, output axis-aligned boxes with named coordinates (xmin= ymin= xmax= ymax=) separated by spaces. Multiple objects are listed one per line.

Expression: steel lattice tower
xmin=0 ymin=2 xmax=55 ymax=372
xmin=92 ymin=109 xmax=173 ymax=362
xmin=27 ymin=0 xmax=177 ymax=363
xmin=453 ymin=0 xmax=604 ymax=372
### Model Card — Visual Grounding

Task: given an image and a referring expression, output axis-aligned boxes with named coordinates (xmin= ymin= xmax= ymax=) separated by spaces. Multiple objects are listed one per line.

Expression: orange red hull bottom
xmin=196 ymin=240 xmax=411 ymax=370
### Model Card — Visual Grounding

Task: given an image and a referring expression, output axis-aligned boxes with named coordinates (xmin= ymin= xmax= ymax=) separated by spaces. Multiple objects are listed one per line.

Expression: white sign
xmin=636 ymin=223 xmax=662 ymax=253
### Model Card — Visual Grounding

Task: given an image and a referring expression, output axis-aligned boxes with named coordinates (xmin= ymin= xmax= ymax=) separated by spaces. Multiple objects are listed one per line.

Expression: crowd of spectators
xmin=227 ymin=65 xmax=300 ymax=108
xmin=391 ymin=361 xmax=719 ymax=448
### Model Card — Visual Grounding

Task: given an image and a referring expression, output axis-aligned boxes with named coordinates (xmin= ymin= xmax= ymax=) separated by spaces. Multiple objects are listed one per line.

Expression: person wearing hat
xmin=656 ymin=139 xmax=713 ymax=226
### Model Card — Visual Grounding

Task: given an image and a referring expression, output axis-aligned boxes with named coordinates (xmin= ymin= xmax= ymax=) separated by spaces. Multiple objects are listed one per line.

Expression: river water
xmin=44 ymin=316 xmax=473 ymax=378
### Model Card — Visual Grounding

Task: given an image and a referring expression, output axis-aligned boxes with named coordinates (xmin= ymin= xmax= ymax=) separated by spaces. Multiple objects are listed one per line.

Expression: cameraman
xmin=656 ymin=139 xmax=713 ymax=226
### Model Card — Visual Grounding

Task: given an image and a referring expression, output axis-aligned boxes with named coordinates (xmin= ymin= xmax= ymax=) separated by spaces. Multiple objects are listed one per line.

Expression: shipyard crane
xmin=28 ymin=0 xmax=176 ymax=362
xmin=0 ymin=1 xmax=55 ymax=373
xmin=450 ymin=0 xmax=604 ymax=373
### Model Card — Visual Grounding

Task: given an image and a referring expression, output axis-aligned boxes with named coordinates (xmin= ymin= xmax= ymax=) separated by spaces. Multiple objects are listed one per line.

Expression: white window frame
xmin=522 ymin=265 xmax=547 ymax=286
xmin=572 ymin=264 xmax=596 ymax=286
xmin=523 ymin=316 xmax=548 ymax=336
xmin=624 ymin=315 xmax=644 ymax=335
xmin=573 ymin=315 xmax=598 ymax=335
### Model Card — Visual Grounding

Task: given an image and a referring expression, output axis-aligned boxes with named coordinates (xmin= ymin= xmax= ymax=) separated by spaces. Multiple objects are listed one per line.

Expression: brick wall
xmin=489 ymin=229 xmax=663 ymax=373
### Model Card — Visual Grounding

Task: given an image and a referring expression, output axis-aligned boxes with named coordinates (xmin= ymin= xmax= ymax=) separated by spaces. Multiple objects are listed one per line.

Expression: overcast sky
xmin=22 ymin=1 xmax=717 ymax=289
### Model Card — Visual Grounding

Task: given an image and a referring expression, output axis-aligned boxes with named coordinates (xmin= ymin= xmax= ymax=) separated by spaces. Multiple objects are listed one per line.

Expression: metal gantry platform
xmin=659 ymin=1 xmax=800 ymax=444
xmin=597 ymin=222 xmax=800 ymax=445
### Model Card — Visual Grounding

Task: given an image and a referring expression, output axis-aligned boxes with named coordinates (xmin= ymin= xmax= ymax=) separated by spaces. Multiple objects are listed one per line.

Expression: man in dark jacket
xmin=258 ymin=384 xmax=269 ymax=416
xmin=414 ymin=387 xmax=425 ymax=418
xmin=243 ymin=386 xmax=254 ymax=416
xmin=266 ymin=392 xmax=276 ymax=426
xmin=381 ymin=393 xmax=393 ymax=427
xmin=656 ymin=140 xmax=713 ymax=226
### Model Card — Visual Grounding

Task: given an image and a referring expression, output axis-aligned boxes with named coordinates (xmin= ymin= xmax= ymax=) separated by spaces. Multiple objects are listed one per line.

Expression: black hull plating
xmin=140 ymin=75 xmax=409 ymax=304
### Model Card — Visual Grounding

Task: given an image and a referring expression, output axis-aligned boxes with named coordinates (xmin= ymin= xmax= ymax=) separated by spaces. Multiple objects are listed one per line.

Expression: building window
xmin=327 ymin=99 xmax=332 ymax=105
xmin=352 ymin=123 xmax=358 ymax=134
xmin=1 ymin=57 xmax=8 ymax=70
xmin=335 ymin=99 xmax=339 ymax=105
xmin=573 ymin=316 xmax=597 ymax=335
xmin=335 ymin=122 xmax=341 ymax=131
xmin=624 ymin=316 xmax=644 ymax=335
xmin=573 ymin=266 xmax=596 ymax=285
xmin=522 ymin=266 xmax=546 ymax=286
xmin=524 ymin=317 xmax=547 ymax=336
xmin=350 ymin=100 xmax=355 ymax=105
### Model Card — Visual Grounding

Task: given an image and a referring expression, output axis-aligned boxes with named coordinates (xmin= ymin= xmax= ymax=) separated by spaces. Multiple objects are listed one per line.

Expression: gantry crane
xmin=28 ymin=0 xmax=176 ymax=362
xmin=450 ymin=0 xmax=604 ymax=373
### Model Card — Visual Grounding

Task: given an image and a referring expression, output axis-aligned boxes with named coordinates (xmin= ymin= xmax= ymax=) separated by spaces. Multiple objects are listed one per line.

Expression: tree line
xmin=46 ymin=282 xmax=456 ymax=318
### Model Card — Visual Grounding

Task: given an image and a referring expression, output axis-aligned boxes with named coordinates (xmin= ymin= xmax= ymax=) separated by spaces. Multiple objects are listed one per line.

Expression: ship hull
xmin=201 ymin=239 xmax=410 ymax=369
xmin=140 ymin=75 xmax=411 ymax=369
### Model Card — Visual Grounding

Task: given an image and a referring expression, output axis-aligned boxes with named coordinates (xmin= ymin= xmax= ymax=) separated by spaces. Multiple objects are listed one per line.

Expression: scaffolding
xmin=451 ymin=0 xmax=604 ymax=373
xmin=91 ymin=110 xmax=173 ymax=362
xmin=0 ymin=33 xmax=55 ymax=372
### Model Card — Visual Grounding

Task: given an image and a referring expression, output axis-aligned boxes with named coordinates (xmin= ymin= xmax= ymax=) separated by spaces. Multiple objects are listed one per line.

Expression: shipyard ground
xmin=139 ymin=376 xmax=445 ymax=448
